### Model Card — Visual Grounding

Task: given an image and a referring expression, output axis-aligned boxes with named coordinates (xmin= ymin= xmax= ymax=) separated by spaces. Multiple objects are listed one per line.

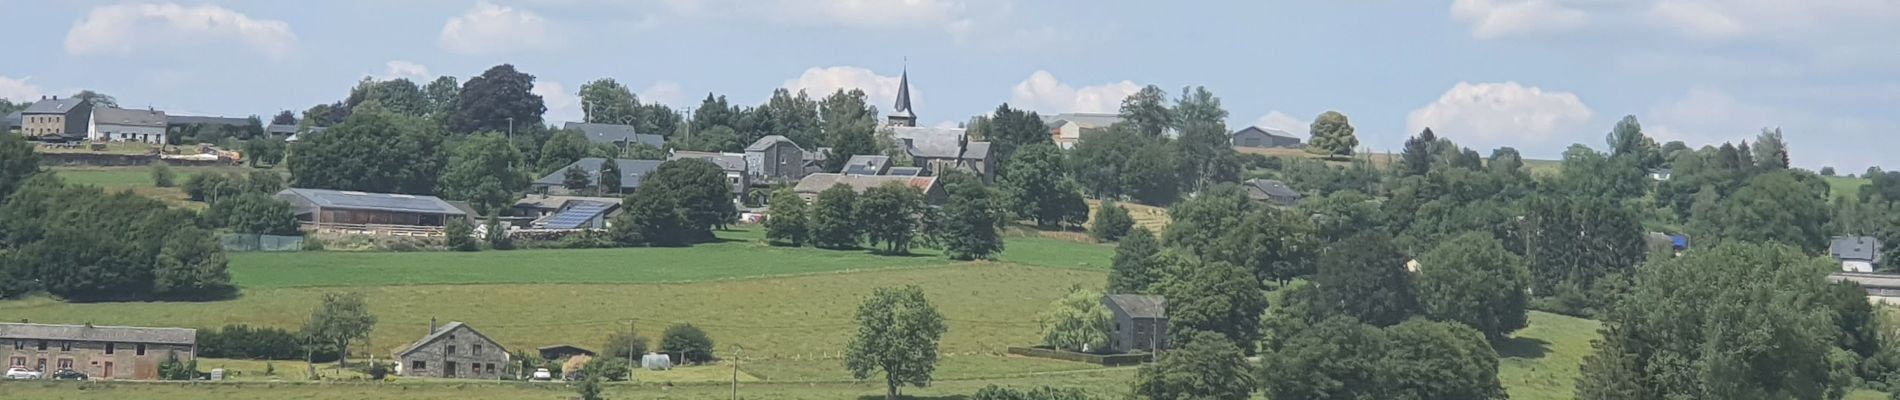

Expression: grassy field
xmin=1496 ymin=312 xmax=1600 ymax=400
xmin=1828 ymin=175 xmax=1870 ymax=200
xmin=45 ymin=166 xmax=262 ymax=208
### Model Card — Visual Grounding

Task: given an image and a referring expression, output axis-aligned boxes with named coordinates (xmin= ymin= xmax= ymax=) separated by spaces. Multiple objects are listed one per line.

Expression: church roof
xmin=892 ymin=68 xmax=915 ymax=119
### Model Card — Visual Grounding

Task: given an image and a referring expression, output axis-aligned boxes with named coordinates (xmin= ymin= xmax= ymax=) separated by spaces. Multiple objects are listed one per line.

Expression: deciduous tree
xmin=857 ymin=182 xmax=925 ymax=254
xmin=1134 ymin=330 xmax=1255 ymax=400
xmin=1315 ymin=231 xmax=1417 ymax=327
xmin=1416 ymin=232 xmax=1530 ymax=342
xmin=1307 ymin=111 xmax=1358 ymax=158
xmin=1089 ymin=201 xmax=1135 ymax=242
xmin=810 ymin=185 xmax=860 ymax=249
xmin=1157 ymin=256 xmax=1268 ymax=348
xmin=846 ymin=285 xmax=948 ymax=400
xmin=765 ymin=189 xmax=810 ymax=246
xmin=451 ymin=64 xmax=546 ymax=135
xmin=287 ymin=110 xmax=445 ymax=194
xmin=1002 ymin=144 xmax=1088 ymax=228
xmin=939 ymin=170 xmax=1004 ymax=260
xmin=438 ymin=133 xmax=528 ymax=215
xmin=580 ymin=78 xmax=639 ymax=125
xmin=1108 ymin=227 xmax=1162 ymax=294
xmin=1037 ymin=287 xmax=1110 ymax=352
xmin=305 ymin=292 xmax=376 ymax=370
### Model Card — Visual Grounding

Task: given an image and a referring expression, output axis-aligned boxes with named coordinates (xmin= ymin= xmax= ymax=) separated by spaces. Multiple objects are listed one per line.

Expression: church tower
xmin=887 ymin=67 xmax=917 ymax=127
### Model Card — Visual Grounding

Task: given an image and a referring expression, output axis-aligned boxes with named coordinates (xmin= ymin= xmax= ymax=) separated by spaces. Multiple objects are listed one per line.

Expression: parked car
xmin=531 ymin=368 xmax=552 ymax=381
xmin=50 ymin=369 xmax=87 ymax=380
xmin=4 ymin=367 xmax=41 ymax=380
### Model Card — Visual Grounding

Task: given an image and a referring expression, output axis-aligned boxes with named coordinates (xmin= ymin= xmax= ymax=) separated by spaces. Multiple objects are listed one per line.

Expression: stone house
xmin=1103 ymin=294 xmax=1168 ymax=354
xmin=395 ymin=321 xmax=509 ymax=380
xmin=20 ymin=96 xmax=94 ymax=141
xmin=745 ymin=135 xmax=808 ymax=183
xmin=1 ymin=322 xmax=197 ymax=380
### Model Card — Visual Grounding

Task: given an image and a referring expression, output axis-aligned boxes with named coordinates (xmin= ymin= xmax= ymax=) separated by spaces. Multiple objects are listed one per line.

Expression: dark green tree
xmin=1134 ymin=330 xmax=1255 ymax=400
xmin=1089 ymin=201 xmax=1135 ymax=242
xmin=764 ymin=189 xmax=810 ymax=246
xmin=1754 ymin=127 xmax=1790 ymax=170
xmin=1488 ymin=146 xmax=1526 ymax=176
xmin=1069 ymin=124 xmax=1140 ymax=199
xmin=1688 ymin=171 xmax=1831 ymax=253
xmin=1378 ymin=319 xmax=1509 ymax=400
xmin=152 ymin=227 xmax=232 ymax=297
xmin=810 ymin=185 xmax=860 ymax=249
xmin=609 ymin=189 xmax=684 ymax=247
xmin=438 ymin=133 xmax=528 ymax=215
xmin=0 ymin=132 xmax=41 ymax=201
xmin=1002 ymin=144 xmax=1088 ymax=228
xmin=445 ymin=218 xmax=478 ymax=251
xmin=1315 ymin=231 xmax=1418 ymax=327
xmin=210 ymin=192 xmax=300 ymax=235
xmin=985 ymin=104 xmax=1052 ymax=168
xmin=938 ymin=170 xmax=1003 ymax=260
xmin=820 ymin=89 xmax=879 ymax=171
xmin=1604 ymin=115 xmax=1662 ymax=170
xmin=1212 ymin=207 xmax=1320 ymax=285
xmin=1307 ymin=111 xmax=1357 ymax=158
xmin=659 ymin=323 xmax=715 ymax=364
xmin=579 ymin=78 xmax=639 ymax=124
xmin=1118 ymin=85 xmax=1173 ymax=138
xmin=563 ymin=164 xmax=591 ymax=193
xmin=484 ymin=214 xmax=513 ymax=250
xmin=451 ymin=64 xmax=546 ymax=135
xmin=1399 ymin=128 xmax=1438 ymax=176
xmin=641 ymin=159 xmax=737 ymax=240
xmin=1124 ymin=136 xmax=1183 ymax=205
xmin=1157 ymin=256 xmax=1268 ymax=348
xmin=846 ymin=285 xmax=948 ymax=400
xmin=1260 ymin=317 xmax=1385 ymax=400
xmin=304 ymin=292 xmax=376 ymax=370
xmin=1108 ymin=227 xmax=1162 ymax=294
xmin=1162 ymin=184 xmax=1252 ymax=258
xmin=538 ymin=129 xmax=592 ymax=174
xmin=287 ymin=109 xmax=445 ymax=194
xmin=758 ymin=88 xmax=823 ymax=146
xmin=1525 ymin=194 xmax=1645 ymax=297
xmin=598 ymin=159 xmax=622 ymax=195
xmin=422 ymin=76 xmax=461 ymax=121
xmin=1171 ymin=87 xmax=1235 ymax=191
xmin=857 ymin=182 xmax=925 ymax=254
xmin=1415 ymin=232 xmax=1530 ymax=342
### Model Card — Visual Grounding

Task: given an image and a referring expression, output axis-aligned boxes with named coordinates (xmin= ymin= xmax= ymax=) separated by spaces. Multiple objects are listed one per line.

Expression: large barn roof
xmin=278 ymin=188 xmax=466 ymax=215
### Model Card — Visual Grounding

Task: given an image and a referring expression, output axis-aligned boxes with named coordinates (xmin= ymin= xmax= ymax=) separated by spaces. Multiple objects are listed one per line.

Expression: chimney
xmin=430 ymin=317 xmax=438 ymax=334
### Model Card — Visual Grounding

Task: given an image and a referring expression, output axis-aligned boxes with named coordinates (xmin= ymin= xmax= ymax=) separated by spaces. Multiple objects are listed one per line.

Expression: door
xmin=103 ymin=362 xmax=113 ymax=379
xmin=444 ymin=361 xmax=457 ymax=378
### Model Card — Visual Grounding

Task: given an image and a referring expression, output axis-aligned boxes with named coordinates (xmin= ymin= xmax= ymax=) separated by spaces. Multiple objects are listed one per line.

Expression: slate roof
xmin=1830 ymin=272 xmax=1900 ymax=289
xmin=22 ymin=98 xmax=88 ymax=114
xmin=670 ymin=151 xmax=747 ymax=172
xmin=395 ymin=322 xmax=506 ymax=357
xmin=93 ymin=107 xmax=168 ymax=127
xmin=277 ymin=188 xmax=466 ymax=215
xmin=564 ymin=122 xmax=664 ymax=148
xmin=746 ymin=135 xmax=800 ymax=152
xmin=885 ymin=167 xmax=924 ymax=177
xmin=1245 ymin=179 xmax=1302 ymax=200
xmin=793 ymin=173 xmax=937 ymax=194
xmin=535 ymin=157 xmax=665 ymax=190
xmin=892 ymin=126 xmax=991 ymax=160
xmin=167 ymin=115 xmax=252 ymax=127
xmin=1233 ymin=126 xmax=1300 ymax=139
xmin=1042 ymin=113 xmax=1123 ymax=129
xmin=1832 ymin=236 xmax=1881 ymax=262
xmin=1106 ymin=294 xmax=1167 ymax=319
xmin=842 ymin=155 xmax=891 ymax=175
xmin=266 ymin=124 xmax=299 ymax=135
xmin=0 ymin=322 xmax=196 ymax=346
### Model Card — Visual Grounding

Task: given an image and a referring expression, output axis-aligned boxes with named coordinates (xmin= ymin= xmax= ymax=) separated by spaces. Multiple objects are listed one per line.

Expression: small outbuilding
xmin=1103 ymin=294 xmax=1168 ymax=354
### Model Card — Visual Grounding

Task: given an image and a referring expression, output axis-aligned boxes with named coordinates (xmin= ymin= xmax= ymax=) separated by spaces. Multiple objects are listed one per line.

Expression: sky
xmin=2 ymin=0 xmax=1897 ymax=170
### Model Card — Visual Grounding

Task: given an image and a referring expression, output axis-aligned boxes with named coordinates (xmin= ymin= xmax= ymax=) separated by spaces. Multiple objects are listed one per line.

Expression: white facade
xmin=1844 ymin=260 xmax=1875 ymax=273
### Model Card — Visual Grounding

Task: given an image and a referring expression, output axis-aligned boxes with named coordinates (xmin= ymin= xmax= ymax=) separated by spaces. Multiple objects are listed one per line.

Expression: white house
xmin=90 ymin=107 xmax=169 ymax=144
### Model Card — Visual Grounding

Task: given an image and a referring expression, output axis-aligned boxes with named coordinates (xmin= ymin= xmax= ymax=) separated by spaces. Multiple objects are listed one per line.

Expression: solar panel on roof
xmin=543 ymin=202 xmax=612 ymax=229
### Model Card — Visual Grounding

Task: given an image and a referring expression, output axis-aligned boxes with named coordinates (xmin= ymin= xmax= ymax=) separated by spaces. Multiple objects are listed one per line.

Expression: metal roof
xmin=22 ymin=98 xmax=87 ymax=114
xmin=534 ymin=158 xmax=665 ymax=190
xmin=542 ymin=201 xmax=614 ymax=229
xmin=1832 ymin=236 xmax=1880 ymax=262
xmin=514 ymin=195 xmax=623 ymax=210
xmin=278 ymin=188 xmax=466 ymax=215
xmin=793 ymin=173 xmax=936 ymax=194
xmin=746 ymin=135 xmax=800 ymax=152
xmin=842 ymin=155 xmax=891 ymax=175
xmin=93 ymin=107 xmax=169 ymax=127
xmin=885 ymin=167 xmax=924 ymax=177
xmin=564 ymin=122 xmax=663 ymax=148
xmin=1233 ymin=126 xmax=1300 ymax=140
xmin=1105 ymin=294 xmax=1167 ymax=319
xmin=167 ymin=115 xmax=252 ymax=126
xmin=266 ymin=124 xmax=298 ymax=135
xmin=0 ymin=322 xmax=196 ymax=346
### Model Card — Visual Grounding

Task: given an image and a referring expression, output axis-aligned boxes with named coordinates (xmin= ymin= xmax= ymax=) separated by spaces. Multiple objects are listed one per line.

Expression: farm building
xmin=275 ymin=188 xmax=469 ymax=229
xmin=792 ymin=173 xmax=945 ymax=204
xmin=395 ymin=320 xmax=509 ymax=380
xmin=537 ymin=344 xmax=596 ymax=360
xmin=1103 ymin=294 xmax=1168 ymax=354
xmin=1243 ymin=178 xmax=1302 ymax=207
xmin=1 ymin=322 xmax=196 ymax=380
xmin=1230 ymin=126 xmax=1302 ymax=149
xmin=1042 ymin=113 xmax=1122 ymax=149
xmin=89 ymin=107 xmax=169 ymax=144
xmin=514 ymin=195 xmax=623 ymax=229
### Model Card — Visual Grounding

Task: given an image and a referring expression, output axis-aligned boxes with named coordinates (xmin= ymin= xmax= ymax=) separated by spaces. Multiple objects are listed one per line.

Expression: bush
xmin=1089 ymin=201 xmax=1135 ymax=242
xmin=445 ymin=218 xmax=478 ymax=252
xmin=659 ymin=323 xmax=714 ymax=364
xmin=602 ymin=328 xmax=650 ymax=361
xmin=151 ymin=163 xmax=175 ymax=187
xmin=368 ymin=362 xmax=390 ymax=380
xmin=581 ymin=356 xmax=631 ymax=382
xmin=158 ymin=352 xmax=201 ymax=380
xmin=484 ymin=214 xmax=513 ymax=250
xmin=197 ymin=324 xmax=304 ymax=360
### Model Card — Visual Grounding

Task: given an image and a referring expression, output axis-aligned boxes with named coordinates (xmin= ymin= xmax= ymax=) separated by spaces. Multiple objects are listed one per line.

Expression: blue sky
xmin=3 ymin=0 xmax=1896 ymax=170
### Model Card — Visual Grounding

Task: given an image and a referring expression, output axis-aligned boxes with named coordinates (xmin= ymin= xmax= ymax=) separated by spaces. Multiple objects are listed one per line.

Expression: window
xmin=412 ymin=361 xmax=427 ymax=370
xmin=60 ymin=341 xmax=71 ymax=352
xmin=135 ymin=344 xmax=146 ymax=356
xmin=446 ymin=345 xmax=456 ymax=355
xmin=105 ymin=343 xmax=114 ymax=355
xmin=58 ymin=359 xmax=72 ymax=370
xmin=485 ymin=363 xmax=495 ymax=373
xmin=472 ymin=344 xmax=481 ymax=355
xmin=9 ymin=357 xmax=22 ymax=367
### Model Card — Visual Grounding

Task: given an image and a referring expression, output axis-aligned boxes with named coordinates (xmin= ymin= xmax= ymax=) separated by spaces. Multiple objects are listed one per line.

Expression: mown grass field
xmin=1828 ymin=175 xmax=1870 ymax=200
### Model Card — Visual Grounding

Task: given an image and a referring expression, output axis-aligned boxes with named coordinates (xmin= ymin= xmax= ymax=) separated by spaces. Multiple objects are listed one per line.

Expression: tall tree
xmin=1157 ymin=256 xmax=1269 ymax=349
xmin=270 ymin=110 xmax=298 ymax=126
xmin=856 ymin=182 xmax=926 ymax=254
xmin=598 ymin=159 xmax=622 ymax=195
xmin=1134 ymin=330 xmax=1256 ymax=400
xmin=1171 ymin=86 xmax=1235 ymax=191
xmin=580 ymin=78 xmax=639 ymax=125
xmin=1378 ymin=319 xmax=1509 ymax=400
xmin=846 ymin=285 xmax=948 ymax=400
xmin=1118 ymin=85 xmax=1173 ymax=137
xmin=1213 ymin=207 xmax=1320 ymax=286
xmin=438 ymin=133 xmax=528 ymax=215
xmin=1315 ymin=231 xmax=1418 ymax=327
xmin=538 ymin=129 xmax=592 ymax=174
xmin=1415 ymin=232 xmax=1530 ymax=342
xmin=1488 ymin=146 xmax=1525 ymax=176
xmin=348 ymin=78 xmax=428 ymax=117
xmin=1069 ymin=124 xmax=1141 ymax=199
xmin=1307 ymin=111 xmax=1358 ymax=158
xmin=451 ymin=64 xmax=547 ymax=135
xmin=1754 ymin=127 xmax=1791 ymax=170
xmin=820 ymin=89 xmax=879 ymax=171
xmin=690 ymin=93 xmax=738 ymax=134
xmin=1576 ymin=243 xmax=1847 ymax=400
xmin=1604 ymin=115 xmax=1662 ymax=170
xmin=1089 ymin=201 xmax=1135 ymax=242
xmin=1037 ymin=287 xmax=1111 ymax=352
xmin=305 ymin=292 xmax=376 ymax=370
xmin=609 ymin=188 xmax=685 ymax=247
xmin=759 ymin=88 xmax=823 ymax=146
xmin=640 ymin=159 xmax=737 ymax=241
xmin=985 ymin=104 xmax=1052 ymax=169
xmin=1525 ymin=194 xmax=1645 ymax=298
xmin=1688 ymin=170 xmax=1831 ymax=252
xmin=422 ymin=76 xmax=461 ymax=121
xmin=1108 ymin=227 xmax=1162 ymax=293
xmin=1124 ymin=139 xmax=1183 ymax=205
xmin=1001 ymin=144 xmax=1088 ymax=228
xmin=72 ymin=90 xmax=118 ymax=108
xmin=151 ymin=227 xmax=231 ymax=297
xmin=938 ymin=170 xmax=1003 ymax=260
xmin=810 ymin=185 xmax=861 ymax=249
xmin=1399 ymin=128 xmax=1437 ymax=176
xmin=286 ymin=109 xmax=446 ymax=195
xmin=765 ymin=189 xmax=810 ymax=246
xmin=1162 ymin=184 xmax=1253 ymax=258
xmin=1260 ymin=316 xmax=1386 ymax=400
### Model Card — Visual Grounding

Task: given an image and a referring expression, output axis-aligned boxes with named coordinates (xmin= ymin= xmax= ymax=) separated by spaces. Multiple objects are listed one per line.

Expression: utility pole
xmin=730 ymin=346 xmax=741 ymax=400
xmin=628 ymin=320 xmax=637 ymax=383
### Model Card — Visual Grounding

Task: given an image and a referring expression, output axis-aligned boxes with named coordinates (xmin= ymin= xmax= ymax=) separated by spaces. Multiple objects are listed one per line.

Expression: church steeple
xmin=888 ymin=65 xmax=917 ymax=127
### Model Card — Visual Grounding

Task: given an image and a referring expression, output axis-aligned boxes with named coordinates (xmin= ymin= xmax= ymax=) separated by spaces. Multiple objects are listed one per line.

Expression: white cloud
xmin=1642 ymin=0 xmax=1900 ymax=40
xmin=1253 ymin=111 xmax=1308 ymax=137
xmin=1008 ymin=70 xmax=1140 ymax=115
xmin=1450 ymin=0 xmax=1589 ymax=39
xmin=66 ymin=3 xmax=296 ymax=59
xmin=441 ymin=1 xmax=558 ymax=55
xmin=1406 ymin=82 xmax=1594 ymax=148
xmin=0 ymin=76 xmax=44 ymax=103
xmin=382 ymin=61 xmax=432 ymax=81
xmin=639 ymin=81 xmax=686 ymax=107
xmin=782 ymin=66 xmax=912 ymax=113
xmin=535 ymin=80 xmax=582 ymax=124
xmin=1645 ymin=88 xmax=1778 ymax=145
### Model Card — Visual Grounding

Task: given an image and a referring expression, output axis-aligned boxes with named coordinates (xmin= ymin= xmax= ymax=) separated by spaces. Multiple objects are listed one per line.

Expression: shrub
xmin=484 ymin=214 xmax=513 ymax=250
xmin=602 ymin=328 xmax=650 ymax=361
xmin=197 ymin=324 xmax=304 ymax=360
xmin=368 ymin=362 xmax=389 ymax=380
xmin=660 ymin=323 xmax=714 ymax=364
xmin=1089 ymin=201 xmax=1135 ymax=242
xmin=151 ymin=163 xmax=175 ymax=187
xmin=582 ymin=356 xmax=631 ymax=382
xmin=445 ymin=218 xmax=478 ymax=252
xmin=158 ymin=352 xmax=201 ymax=380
